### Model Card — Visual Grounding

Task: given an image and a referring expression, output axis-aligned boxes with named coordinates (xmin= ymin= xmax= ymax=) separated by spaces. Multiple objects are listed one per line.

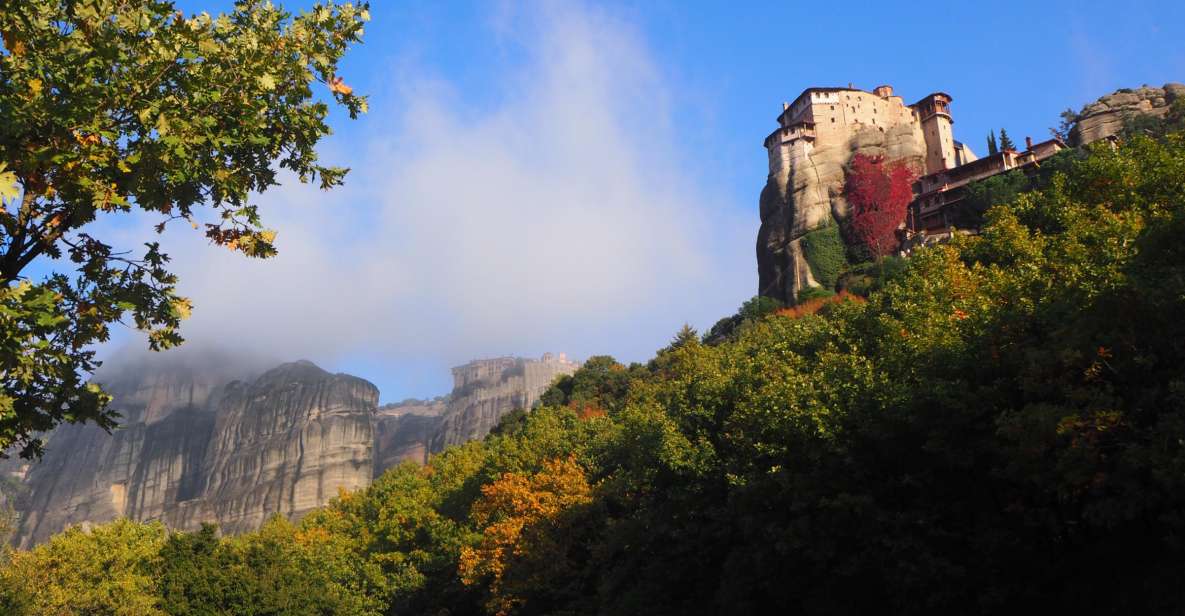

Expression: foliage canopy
xmin=0 ymin=0 xmax=368 ymax=458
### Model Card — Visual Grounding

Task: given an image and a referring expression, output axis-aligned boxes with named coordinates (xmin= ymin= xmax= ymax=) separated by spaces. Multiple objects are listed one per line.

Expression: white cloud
xmin=103 ymin=3 xmax=753 ymax=392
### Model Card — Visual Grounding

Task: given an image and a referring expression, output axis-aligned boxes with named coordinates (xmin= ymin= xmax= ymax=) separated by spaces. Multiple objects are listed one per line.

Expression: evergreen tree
xmin=987 ymin=130 xmax=999 ymax=155
xmin=998 ymin=128 xmax=1016 ymax=151
xmin=670 ymin=324 xmax=699 ymax=349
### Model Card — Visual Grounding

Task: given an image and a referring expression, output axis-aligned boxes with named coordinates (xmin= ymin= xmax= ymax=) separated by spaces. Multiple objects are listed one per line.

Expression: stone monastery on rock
xmin=756 ymin=83 xmax=1068 ymax=303
xmin=764 ymin=84 xmax=1065 ymax=235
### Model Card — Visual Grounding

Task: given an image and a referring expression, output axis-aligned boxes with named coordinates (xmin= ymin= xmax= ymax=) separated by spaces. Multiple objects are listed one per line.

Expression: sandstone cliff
xmin=169 ymin=361 xmax=378 ymax=535
xmin=11 ymin=350 xmax=256 ymax=547
xmin=8 ymin=355 xmax=378 ymax=546
xmin=6 ymin=351 xmax=577 ymax=546
xmin=1070 ymin=82 xmax=1185 ymax=145
xmin=373 ymin=398 xmax=446 ymax=473
xmin=429 ymin=355 xmax=578 ymax=452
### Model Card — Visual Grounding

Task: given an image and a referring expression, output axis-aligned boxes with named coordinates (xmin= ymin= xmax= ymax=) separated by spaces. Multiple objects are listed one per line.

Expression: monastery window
xmin=831 ymin=117 xmax=835 ymax=123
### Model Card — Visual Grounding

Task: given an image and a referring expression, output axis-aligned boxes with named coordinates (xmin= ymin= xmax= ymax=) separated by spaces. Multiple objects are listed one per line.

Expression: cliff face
xmin=11 ymin=352 xmax=250 ymax=547
xmin=8 ymin=356 xmax=378 ymax=546
xmin=429 ymin=355 xmax=578 ymax=452
xmin=373 ymin=399 xmax=446 ymax=473
xmin=1070 ymin=83 xmax=1185 ymax=145
xmin=756 ymin=86 xmax=933 ymax=305
xmin=6 ymin=352 xmax=578 ymax=546
xmin=170 ymin=361 xmax=378 ymax=535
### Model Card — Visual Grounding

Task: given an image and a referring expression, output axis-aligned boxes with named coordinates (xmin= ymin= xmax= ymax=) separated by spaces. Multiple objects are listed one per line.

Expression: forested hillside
xmin=5 ymin=130 xmax=1185 ymax=614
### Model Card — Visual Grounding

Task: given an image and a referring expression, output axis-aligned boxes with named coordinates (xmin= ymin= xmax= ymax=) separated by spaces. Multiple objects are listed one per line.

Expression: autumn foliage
xmin=774 ymin=290 xmax=865 ymax=319
xmin=844 ymin=153 xmax=917 ymax=258
xmin=459 ymin=457 xmax=594 ymax=616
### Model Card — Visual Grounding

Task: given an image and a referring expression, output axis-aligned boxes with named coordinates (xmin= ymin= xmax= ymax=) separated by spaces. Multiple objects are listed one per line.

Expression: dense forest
xmin=4 ymin=125 xmax=1185 ymax=614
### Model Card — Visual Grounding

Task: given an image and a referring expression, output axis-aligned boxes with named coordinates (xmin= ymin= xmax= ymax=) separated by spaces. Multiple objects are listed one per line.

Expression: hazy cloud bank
xmin=102 ymin=3 xmax=753 ymax=398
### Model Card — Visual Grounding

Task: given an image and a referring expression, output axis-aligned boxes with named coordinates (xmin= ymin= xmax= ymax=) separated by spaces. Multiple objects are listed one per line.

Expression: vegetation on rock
xmin=844 ymin=153 xmax=916 ymax=260
xmin=800 ymin=222 xmax=847 ymax=289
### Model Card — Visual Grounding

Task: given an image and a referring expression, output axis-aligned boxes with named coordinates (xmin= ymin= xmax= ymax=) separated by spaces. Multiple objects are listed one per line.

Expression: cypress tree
xmin=987 ymin=130 xmax=999 ymax=155
xmin=998 ymin=128 xmax=1016 ymax=151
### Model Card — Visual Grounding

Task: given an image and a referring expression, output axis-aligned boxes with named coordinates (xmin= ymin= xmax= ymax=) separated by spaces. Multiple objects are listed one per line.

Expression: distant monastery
xmin=763 ymin=84 xmax=1065 ymax=234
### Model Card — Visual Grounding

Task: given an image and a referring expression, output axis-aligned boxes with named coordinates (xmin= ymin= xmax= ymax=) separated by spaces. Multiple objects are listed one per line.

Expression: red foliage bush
xmin=845 ymin=153 xmax=917 ymax=258
xmin=774 ymin=290 xmax=865 ymax=320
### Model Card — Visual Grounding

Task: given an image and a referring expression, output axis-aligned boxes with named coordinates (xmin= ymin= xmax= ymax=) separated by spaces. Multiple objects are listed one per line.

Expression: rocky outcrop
xmin=10 ymin=350 xmax=255 ymax=547
xmin=758 ymin=122 xmax=926 ymax=303
xmin=373 ymin=399 xmax=446 ymax=473
xmin=7 ymin=355 xmax=378 ymax=546
xmin=429 ymin=355 xmax=578 ymax=452
xmin=5 ymin=351 xmax=579 ymax=546
xmin=169 ymin=361 xmax=378 ymax=535
xmin=1070 ymin=83 xmax=1185 ymax=145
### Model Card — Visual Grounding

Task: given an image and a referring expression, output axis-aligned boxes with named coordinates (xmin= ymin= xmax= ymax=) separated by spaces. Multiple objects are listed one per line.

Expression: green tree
xmin=0 ymin=519 xmax=167 ymax=615
xmin=669 ymin=323 xmax=698 ymax=349
xmin=998 ymin=127 xmax=1016 ymax=151
xmin=986 ymin=129 xmax=999 ymax=155
xmin=1053 ymin=107 xmax=1077 ymax=142
xmin=0 ymin=0 xmax=368 ymax=458
xmin=540 ymin=355 xmax=637 ymax=413
xmin=703 ymin=295 xmax=783 ymax=344
xmin=158 ymin=518 xmax=385 ymax=616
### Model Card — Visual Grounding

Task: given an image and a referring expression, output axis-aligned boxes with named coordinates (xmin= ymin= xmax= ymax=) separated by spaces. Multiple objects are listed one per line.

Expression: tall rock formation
xmin=757 ymin=85 xmax=935 ymax=304
xmin=1069 ymin=83 xmax=1185 ymax=145
xmin=7 ymin=354 xmax=378 ymax=546
xmin=373 ymin=398 xmax=446 ymax=473
xmin=10 ymin=350 xmax=256 ymax=547
xmin=5 ymin=350 xmax=578 ymax=546
xmin=429 ymin=354 xmax=579 ymax=452
xmin=168 ymin=361 xmax=378 ymax=535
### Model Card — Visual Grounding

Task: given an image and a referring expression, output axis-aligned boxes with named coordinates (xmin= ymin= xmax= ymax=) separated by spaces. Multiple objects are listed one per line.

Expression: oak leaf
xmin=329 ymin=76 xmax=353 ymax=95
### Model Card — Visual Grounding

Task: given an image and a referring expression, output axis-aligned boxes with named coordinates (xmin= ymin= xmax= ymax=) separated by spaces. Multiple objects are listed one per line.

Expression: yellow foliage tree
xmin=0 ymin=519 xmax=166 ymax=615
xmin=459 ymin=457 xmax=594 ymax=616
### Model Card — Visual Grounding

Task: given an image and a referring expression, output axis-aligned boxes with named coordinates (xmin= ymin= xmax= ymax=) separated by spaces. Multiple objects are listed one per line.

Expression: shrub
xmin=778 ymin=290 xmax=864 ymax=319
xmin=704 ymin=296 xmax=784 ymax=344
xmin=837 ymin=256 xmax=908 ymax=296
xmin=845 ymin=153 xmax=917 ymax=258
xmin=795 ymin=286 xmax=835 ymax=303
xmin=800 ymin=223 xmax=847 ymax=289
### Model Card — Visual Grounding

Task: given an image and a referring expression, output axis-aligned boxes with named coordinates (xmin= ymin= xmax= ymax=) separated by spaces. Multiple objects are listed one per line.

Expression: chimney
xmin=1025 ymin=136 xmax=1033 ymax=150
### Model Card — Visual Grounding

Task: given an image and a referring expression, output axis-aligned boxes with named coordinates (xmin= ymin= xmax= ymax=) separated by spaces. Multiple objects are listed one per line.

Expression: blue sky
xmin=127 ymin=0 xmax=1184 ymax=401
